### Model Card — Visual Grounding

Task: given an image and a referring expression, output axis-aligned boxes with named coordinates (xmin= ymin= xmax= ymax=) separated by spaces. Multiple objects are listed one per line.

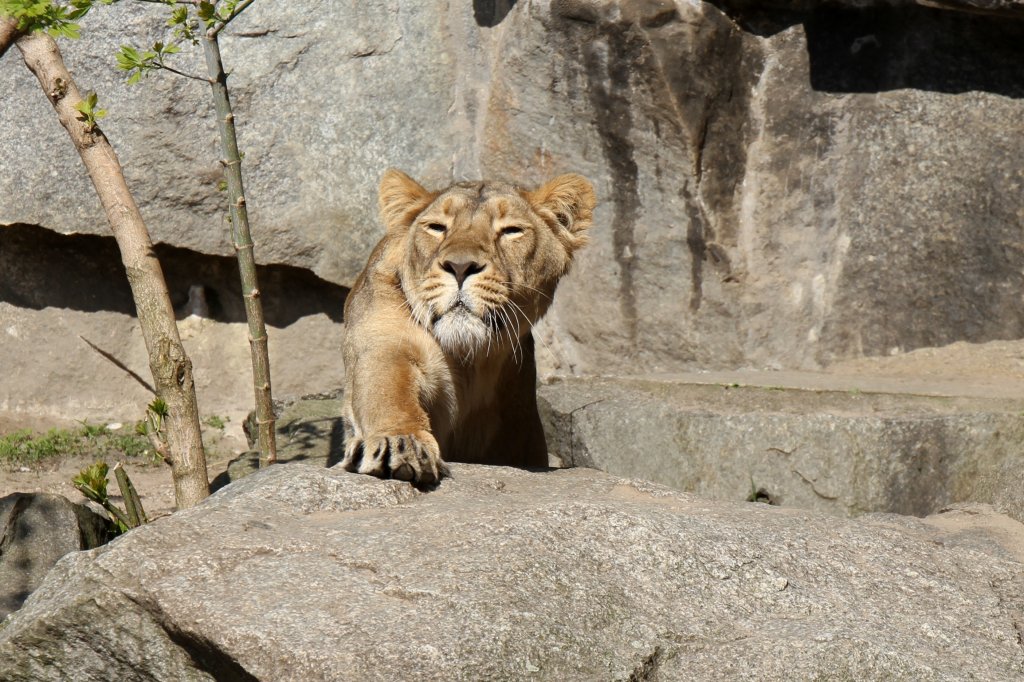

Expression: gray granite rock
xmin=0 ymin=0 xmax=459 ymax=285
xmin=3 ymin=1 xmax=1023 ymax=381
xmin=0 ymin=493 xmax=109 ymax=620
xmin=1 ymin=465 xmax=1022 ymax=680
xmin=213 ymin=391 xmax=345 ymax=488
xmin=540 ymin=376 xmax=1024 ymax=522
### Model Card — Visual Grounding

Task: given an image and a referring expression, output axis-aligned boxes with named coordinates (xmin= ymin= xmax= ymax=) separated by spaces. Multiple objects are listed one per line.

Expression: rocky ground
xmin=2 ymin=340 xmax=1023 ymax=680
xmin=5 ymin=337 xmax=1021 ymax=519
xmin=0 ymin=414 xmax=245 ymax=520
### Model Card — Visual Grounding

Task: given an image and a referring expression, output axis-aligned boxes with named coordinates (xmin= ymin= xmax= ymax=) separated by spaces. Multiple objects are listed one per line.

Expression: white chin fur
xmin=433 ymin=308 xmax=490 ymax=357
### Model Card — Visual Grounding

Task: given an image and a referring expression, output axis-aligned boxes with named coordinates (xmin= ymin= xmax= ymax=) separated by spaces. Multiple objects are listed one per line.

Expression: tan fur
xmin=339 ymin=169 xmax=596 ymax=484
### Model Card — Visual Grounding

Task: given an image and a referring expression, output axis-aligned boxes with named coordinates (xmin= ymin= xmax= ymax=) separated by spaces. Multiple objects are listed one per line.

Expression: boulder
xmin=238 ymin=366 xmax=1024 ymax=524
xmin=0 ymin=492 xmax=109 ymax=620
xmin=510 ymin=0 xmax=1024 ymax=372
xmin=539 ymin=375 xmax=1024 ymax=522
xmin=0 ymin=465 xmax=1022 ymax=680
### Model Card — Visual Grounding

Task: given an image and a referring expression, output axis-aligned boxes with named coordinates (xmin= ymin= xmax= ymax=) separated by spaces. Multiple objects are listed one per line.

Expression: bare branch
xmin=0 ymin=16 xmax=24 ymax=59
xmin=202 ymin=30 xmax=278 ymax=465
xmin=209 ymin=0 xmax=257 ymax=37
xmin=80 ymin=335 xmax=157 ymax=394
xmin=154 ymin=61 xmax=211 ymax=83
xmin=17 ymin=29 xmax=209 ymax=508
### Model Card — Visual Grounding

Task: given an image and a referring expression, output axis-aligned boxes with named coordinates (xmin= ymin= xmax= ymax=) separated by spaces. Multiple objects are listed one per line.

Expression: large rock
xmin=0 ymin=493 xmax=109 ymax=620
xmin=540 ymin=375 xmax=1024 ymax=522
xmin=3 ymin=0 xmax=1023 ymax=383
xmin=504 ymin=1 xmax=1024 ymax=372
xmin=1 ymin=464 xmax=1022 ymax=680
xmin=0 ymin=225 xmax=346 ymax=426
xmin=0 ymin=1 xmax=457 ymax=284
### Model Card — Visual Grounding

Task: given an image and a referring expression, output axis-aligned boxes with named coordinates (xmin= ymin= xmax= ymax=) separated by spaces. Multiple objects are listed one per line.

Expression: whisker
xmin=500 ymin=307 xmax=522 ymax=365
xmin=508 ymin=301 xmax=540 ymax=366
xmin=494 ymin=307 xmax=512 ymax=357
xmin=498 ymin=280 xmax=553 ymax=302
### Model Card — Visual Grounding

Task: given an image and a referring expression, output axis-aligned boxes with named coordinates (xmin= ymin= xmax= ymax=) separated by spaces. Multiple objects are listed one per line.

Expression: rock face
xmin=3 ymin=0 xmax=1023 ymax=400
xmin=1 ymin=464 xmax=1022 ymax=681
xmin=0 ymin=225 xmax=347 ymax=426
xmin=539 ymin=376 xmax=1024 ymax=522
xmin=0 ymin=493 xmax=109 ymax=620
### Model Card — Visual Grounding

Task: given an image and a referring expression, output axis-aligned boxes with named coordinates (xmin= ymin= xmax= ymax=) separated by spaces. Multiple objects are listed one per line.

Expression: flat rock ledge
xmin=1 ymin=464 xmax=1022 ymax=681
xmin=539 ymin=376 xmax=1024 ymax=522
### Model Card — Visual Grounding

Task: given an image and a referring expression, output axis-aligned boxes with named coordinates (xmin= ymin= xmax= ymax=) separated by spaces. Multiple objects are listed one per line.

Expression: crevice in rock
xmin=681 ymin=183 xmax=707 ymax=312
xmin=474 ymin=0 xmax=518 ymax=27
xmin=803 ymin=6 xmax=1024 ymax=97
xmin=0 ymin=223 xmax=347 ymax=327
xmin=115 ymin=577 xmax=261 ymax=681
xmin=628 ymin=645 xmax=664 ymax=681
xmin=163 ymin=626 xmax=261 ymax=681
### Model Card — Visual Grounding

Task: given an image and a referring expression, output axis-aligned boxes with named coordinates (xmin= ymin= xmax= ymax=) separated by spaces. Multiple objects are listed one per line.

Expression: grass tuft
xmin=0 ymin=424 xmax=155 ymax=467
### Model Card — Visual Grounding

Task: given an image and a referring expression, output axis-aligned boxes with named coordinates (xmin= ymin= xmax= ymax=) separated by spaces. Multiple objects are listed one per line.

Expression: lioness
xmin=339 ymin=169 xmax=595 ymax=485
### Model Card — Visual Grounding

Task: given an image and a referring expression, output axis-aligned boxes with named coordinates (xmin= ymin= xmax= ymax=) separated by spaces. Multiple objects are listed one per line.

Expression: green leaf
xmin=72 ymin=90 xmax=104 ymax=129
xmin=148 ymin=397 xmax=169 ymax=418
xmin=116 ymin=44 xmax=159 ymax=84
xmin=167 ymin=4 xmax=187 ymax=26
xmin=2 ymin=0 xmax=92 ymax=39
xmin=72 ymin=460 xmax=110 ymax=502
xmin=116 ymin=45 xmax=141 ymax=69
xmin=197 ymin=0 xmax=215 ymax=24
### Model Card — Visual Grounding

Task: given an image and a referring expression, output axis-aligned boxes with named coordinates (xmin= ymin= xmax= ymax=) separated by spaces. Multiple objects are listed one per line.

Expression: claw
xmin=339 ymin=430 xmax=446 ymax=485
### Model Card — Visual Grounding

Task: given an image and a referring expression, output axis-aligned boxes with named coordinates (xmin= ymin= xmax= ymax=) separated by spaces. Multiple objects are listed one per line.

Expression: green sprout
xmin=73 ymin=90 xmax=106 ymax=130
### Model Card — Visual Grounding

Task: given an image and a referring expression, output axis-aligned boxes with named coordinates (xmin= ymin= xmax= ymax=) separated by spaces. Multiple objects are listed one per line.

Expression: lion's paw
xmin=340 ymin=430 xmax=449 ymax=485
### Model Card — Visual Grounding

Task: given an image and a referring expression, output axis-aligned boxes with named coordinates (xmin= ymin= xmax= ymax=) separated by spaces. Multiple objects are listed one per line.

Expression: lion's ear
xmin=526 ymin=174 xmax=596 ymax=249
xmin=379 ymin=169 xmax=435 ymax=232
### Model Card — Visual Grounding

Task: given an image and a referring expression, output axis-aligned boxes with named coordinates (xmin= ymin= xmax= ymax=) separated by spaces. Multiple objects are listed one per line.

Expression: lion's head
xmin=377 ymin=170 xmax=596 ymax=360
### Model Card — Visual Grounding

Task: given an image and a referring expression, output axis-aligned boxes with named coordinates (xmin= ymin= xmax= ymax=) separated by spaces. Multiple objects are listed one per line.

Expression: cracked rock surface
xmin=539 ymin=375 xmax=1024 ymax=522
xmin=1 ymin=464 xmax=1022 ymax=681
xmin=4 ymin=1 xmax=1024 ymax=376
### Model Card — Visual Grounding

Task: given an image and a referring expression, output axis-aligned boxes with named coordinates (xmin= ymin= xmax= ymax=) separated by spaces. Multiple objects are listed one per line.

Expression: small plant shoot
xmin=72 ymin=89 xmax=105 ymax=129
xmin=73 ymin=460 xmax=149 ymax=534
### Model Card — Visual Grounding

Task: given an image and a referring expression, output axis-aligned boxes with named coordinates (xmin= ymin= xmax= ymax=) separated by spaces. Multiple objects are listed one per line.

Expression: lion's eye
xmin=500 ymin=226 xmax=525 ymax=238
xmin=426 ymin=223 xmax=447 ymax=234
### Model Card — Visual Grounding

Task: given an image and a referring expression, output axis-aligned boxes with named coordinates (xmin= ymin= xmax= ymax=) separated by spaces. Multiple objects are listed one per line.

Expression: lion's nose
xmin=441 ymin=259 xmax=485 ymax=288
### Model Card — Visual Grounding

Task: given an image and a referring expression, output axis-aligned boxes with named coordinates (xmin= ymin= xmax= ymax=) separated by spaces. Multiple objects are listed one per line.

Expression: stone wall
xmin=1 ymin=0 xmax=1022 ymax=418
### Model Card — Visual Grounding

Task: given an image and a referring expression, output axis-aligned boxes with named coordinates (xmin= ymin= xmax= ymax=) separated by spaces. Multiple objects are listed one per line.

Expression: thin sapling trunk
xmin=201 ymin=14 xmax=277 ymax=465
xmin=114 ymin=0 xmax=279 ymax=465
xmin=13 ymin=24 xmax=210 ymax=508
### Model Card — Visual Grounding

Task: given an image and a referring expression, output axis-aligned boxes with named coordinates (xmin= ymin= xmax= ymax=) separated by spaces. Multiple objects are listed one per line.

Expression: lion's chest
xmin=427 ymin=362 xmax=505 ymax=463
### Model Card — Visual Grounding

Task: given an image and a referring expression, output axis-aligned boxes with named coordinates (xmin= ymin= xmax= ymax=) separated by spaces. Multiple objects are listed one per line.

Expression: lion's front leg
xmin=339 ymin=344 xmax=450 ymax=486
